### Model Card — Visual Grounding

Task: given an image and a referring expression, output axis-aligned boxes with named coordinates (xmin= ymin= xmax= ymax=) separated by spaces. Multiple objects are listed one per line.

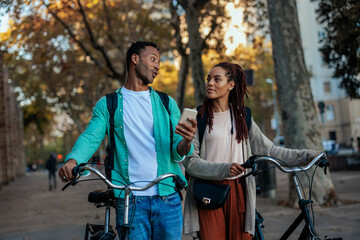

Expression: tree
xmin=169 ymin=1 xmax=190 ymax=110
xmin=242 ymin=0 xmax=360 ymax=99
xmin=1 ymin=0 xmax=174 ymax=163
xmin=316 ymin=0 xmax=360 ymax=98
xmin=177 ymin=0 xmax=207 ymax=106
xmin=241 ymin=0 xmax=270 ymax=44
xmin=266 ymin=0 xmax=338 ymax=205
xmin=1 ymin=0 xmax=173 ymax=132
xmin=175 ymin=0 xmax=232 ymax=106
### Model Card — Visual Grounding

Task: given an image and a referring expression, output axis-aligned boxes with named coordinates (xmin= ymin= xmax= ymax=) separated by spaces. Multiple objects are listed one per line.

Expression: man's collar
xmin=117 ymin=86 xmax=153 ymax=94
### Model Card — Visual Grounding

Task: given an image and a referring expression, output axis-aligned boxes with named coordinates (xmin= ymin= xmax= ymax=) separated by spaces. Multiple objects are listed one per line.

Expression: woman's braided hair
xmin=198 ymin=62 xmax=249 ymax=143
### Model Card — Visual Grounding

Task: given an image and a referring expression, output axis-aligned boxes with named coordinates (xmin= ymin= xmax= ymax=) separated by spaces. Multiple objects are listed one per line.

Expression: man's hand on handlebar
xmin=58 ymin=159 xmax=77 ymax=182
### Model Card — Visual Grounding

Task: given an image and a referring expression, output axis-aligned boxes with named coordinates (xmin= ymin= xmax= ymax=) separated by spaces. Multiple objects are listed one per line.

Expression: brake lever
xmin=62 ymin=180 xmax=73 ymax=191
xmin=173 ymin=176 xmax=186 ymax=190
xmin=173 ymin=176 xmax=186 ymax=201
xmin=317 ymin=155 xmax=330 ymax=175
xmin=323 ymin=161 xmax=330 ymax=175
xmin=241 ymin=155 xmax=257 ymax=169
xmin=61 ymin=177 xmax=79 ymax=191
xmin=239 ymin=163 xmax=260 ymax=182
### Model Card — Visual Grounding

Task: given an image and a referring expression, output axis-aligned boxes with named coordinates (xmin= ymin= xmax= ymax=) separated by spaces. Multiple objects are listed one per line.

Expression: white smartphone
xmin=180 ymin=108 xmax=198 ymax=125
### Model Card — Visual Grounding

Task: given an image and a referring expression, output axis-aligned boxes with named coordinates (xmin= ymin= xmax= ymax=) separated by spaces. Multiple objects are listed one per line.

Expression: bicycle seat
xmin=88 ymin=189 xmax=115 ymax=204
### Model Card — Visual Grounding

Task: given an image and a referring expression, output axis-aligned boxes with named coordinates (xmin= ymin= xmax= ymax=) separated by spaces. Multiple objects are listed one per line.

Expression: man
xmin=45 ymin=152 xmax=57 ymax=191
xmin=58 ymin=41 xmax=197 ymax=239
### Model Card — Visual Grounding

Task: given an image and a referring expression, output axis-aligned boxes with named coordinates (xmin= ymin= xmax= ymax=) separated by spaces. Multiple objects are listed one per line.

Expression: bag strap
xmin=196 ymin=105 xmax=207 ymax=149
xmin=156 ymin=90 xmax=173 ymax=151
xmin=105 ymin=92 xmax=118 ymax=180
xmin=245 ymin=106 xmax=252 ymax=131
xmin=196 ymin=105 xmax=252 ymax=150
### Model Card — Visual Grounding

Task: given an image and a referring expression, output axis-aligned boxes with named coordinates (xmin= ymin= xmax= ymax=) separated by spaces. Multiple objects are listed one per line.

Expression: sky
xmin=224 ymin=4 xmax=247 ymax=54
xmin=0 ymin=14 xmax=9 ymax=33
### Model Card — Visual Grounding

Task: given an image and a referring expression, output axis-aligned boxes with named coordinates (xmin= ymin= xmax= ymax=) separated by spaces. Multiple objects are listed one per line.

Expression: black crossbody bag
xmin=193 ymin=106 xmax=252 ymax=210
xmin=194 ymin=180 xmax=230 ymax=209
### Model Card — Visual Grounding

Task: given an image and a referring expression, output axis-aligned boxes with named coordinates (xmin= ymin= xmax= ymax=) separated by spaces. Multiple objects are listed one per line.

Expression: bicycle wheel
xmin=298 ymin=224 xmax=320 ymax=240
xmin=84 ymin=223 xmax=106 ymax=240
xmin=84 ymin=223 xmax=91 ymax=240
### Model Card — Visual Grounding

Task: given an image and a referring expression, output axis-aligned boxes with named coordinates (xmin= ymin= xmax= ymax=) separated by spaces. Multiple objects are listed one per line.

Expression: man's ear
xmin=131 ymin=54 xmax=139 ymax=65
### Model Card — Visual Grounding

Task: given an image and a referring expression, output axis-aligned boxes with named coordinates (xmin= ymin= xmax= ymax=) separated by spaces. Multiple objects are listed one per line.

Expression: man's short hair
xmin=126 ymin=41 xmax=159 ymax=70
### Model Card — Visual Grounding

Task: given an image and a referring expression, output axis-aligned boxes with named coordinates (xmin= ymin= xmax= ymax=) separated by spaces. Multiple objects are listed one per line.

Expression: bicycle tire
xmin=84 ymin=223 xmax=106 ymax=240
xmin=298 ymin=224 xmax=315 ymax=240
xmin=84 ymin=223 xmax=91 ymax=240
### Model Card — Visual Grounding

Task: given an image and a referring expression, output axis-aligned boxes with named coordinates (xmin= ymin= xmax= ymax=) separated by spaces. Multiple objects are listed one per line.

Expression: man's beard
xmin=135 ymin=63 xmax=153 ymax=85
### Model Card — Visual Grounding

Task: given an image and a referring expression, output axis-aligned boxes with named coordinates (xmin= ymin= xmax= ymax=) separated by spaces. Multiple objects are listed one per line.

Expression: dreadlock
xmin=198 ymin=62 xmax=249 ymax=143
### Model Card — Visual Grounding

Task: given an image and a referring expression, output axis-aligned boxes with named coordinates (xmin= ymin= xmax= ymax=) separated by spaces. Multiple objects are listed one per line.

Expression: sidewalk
xmin=256 ymin=170 xmax=360 ymax=239
xmin=0 ymin=169 xmax=359 ymax=240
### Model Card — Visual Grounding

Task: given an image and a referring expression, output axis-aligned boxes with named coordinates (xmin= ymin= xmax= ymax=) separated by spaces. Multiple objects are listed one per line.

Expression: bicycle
xmin=240 ymin=152 xmax=342 ymax=240
xmin=62 ymin=163 xmax=186 ymax=240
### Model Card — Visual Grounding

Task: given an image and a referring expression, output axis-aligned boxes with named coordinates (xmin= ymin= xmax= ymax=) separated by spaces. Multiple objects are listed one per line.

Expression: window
xmin=325 ymin=105 xmax=335 ymax=121
xmin=329 ymin=131 xmax=337 ymax=141
xmin=324 ymin=81 xmax=331 ymax=93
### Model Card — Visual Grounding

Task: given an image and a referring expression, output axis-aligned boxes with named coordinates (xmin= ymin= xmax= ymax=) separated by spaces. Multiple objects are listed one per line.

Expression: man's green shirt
xmin=65 ymin=87 xmax=193 ymax=197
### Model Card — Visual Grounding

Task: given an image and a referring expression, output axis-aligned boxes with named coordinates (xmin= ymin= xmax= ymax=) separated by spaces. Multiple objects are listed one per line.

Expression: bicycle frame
xmin=279 ymin=174 xmax=317 ymax=240
xmin=254 ymin=210 xmax=265 ymax=240
xmin=64 ymin=165 xmax=185 ymax=240
xmin=247 ymin=153 xmax=328 ymax=240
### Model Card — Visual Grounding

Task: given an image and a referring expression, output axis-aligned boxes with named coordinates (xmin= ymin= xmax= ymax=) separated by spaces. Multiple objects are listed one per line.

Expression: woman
xmin=183 ymin=62 xmax=319 ymax=239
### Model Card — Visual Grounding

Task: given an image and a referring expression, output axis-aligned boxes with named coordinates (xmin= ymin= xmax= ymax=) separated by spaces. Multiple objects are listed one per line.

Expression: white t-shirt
xmin=122 ymin=87 xmax=158 ymax=196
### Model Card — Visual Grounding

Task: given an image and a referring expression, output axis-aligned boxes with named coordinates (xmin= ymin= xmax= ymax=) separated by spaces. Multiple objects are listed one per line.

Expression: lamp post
xmin=266 ymin=78 xmax=280 ymax=146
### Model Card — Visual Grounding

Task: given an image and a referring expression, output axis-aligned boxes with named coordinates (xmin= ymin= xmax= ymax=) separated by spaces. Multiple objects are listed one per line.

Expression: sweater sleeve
xmin=249 ymin=118 xmax=320 ymax=167
xmin=183 ymin=129 xmax=233 ymax=180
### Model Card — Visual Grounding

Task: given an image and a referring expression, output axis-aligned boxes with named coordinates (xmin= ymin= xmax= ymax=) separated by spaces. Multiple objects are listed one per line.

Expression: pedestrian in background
xmin=46 ymin=153 xmax=57 ymax=191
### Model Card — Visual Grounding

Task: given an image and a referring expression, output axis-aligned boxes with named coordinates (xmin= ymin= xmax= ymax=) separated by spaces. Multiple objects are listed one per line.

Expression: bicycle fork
xmin=104 ymin=204 xmax=111 ymax=233
xmin=119 ymin=188 xmax=132 ymax=240
xmin=280 ymin=175 xmax=318 ymax=240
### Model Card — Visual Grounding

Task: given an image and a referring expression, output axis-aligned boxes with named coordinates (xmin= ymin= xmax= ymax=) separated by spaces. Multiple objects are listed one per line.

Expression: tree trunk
xmin=266 ymin=0 xmax=338 ymax=205
xmin=169 ymin=1 xmax=190 ymax=110
xmin=180 ymin=0 xmax=207 ymax=105
xmin=176 ymin=54 xmax=190 ymax=111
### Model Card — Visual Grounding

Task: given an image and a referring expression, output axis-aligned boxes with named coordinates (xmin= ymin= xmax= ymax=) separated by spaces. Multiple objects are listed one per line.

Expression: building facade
xmin=296 ymin=0 xmax=360 ymax=150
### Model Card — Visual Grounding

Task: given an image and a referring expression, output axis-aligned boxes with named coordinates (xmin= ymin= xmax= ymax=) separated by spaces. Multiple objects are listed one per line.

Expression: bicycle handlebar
xmin=241 ymin=151 xmax=329 ymax=174
xmin=62 ymin=164 xmax=186 ymax=193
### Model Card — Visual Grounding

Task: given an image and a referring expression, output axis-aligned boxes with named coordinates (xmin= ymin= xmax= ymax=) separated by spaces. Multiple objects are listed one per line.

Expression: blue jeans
xmin=116 ymin=192 xmax=183 ymax=240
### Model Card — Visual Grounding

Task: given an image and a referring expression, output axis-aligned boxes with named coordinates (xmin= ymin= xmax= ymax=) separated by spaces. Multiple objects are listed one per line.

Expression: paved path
xmin=0 ymin=169 xmax=359 ymax=240
xmin=257 ymin=170 xmax=360 ymax=239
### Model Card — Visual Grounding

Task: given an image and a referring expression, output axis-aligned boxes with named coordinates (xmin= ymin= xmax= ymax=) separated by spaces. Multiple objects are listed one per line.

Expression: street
xmin=0 ymin=169 xmax=359 ymax=240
